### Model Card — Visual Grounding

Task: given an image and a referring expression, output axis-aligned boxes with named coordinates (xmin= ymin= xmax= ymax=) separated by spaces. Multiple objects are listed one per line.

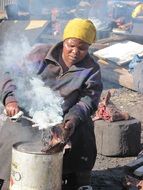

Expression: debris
xmin=128 ymin=54 xmax=143 ymax=72
xmin=123 ymin=175 xmax=143 ymax=190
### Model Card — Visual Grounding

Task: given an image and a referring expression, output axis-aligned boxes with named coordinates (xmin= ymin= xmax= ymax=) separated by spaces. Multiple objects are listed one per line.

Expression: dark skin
xmin=5 ymin=38 xmax=89 ymax=138
xmin=62 ymin=38 xmax=89 ymax=68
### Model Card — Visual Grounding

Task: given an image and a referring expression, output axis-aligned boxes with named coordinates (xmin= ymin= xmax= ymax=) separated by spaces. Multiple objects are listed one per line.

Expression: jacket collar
xmin=45 ymin=41 xmax=91 ymax=71
xmin=45 ymin=41 xmax=62 ymax=64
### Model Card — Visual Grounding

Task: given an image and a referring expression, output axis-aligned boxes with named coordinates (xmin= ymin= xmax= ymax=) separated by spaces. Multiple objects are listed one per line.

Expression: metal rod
xmin=21 ymin=115 xmax=35 ymax=123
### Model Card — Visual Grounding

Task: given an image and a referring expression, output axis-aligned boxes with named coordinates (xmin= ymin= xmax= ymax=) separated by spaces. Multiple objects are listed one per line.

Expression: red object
xmin=93 ymin=91 xmax=129 ymax=122
xmin=9 ymin=176 xmax=14 ymax=188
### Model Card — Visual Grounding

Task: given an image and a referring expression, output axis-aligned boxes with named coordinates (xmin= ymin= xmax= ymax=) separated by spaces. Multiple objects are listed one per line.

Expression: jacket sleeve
xmin=0 ymin=72 xmax=17 ymax=106
xmin=64 ymin=64 xmax=103 ymax=123
xmin=0 ymin=44 xmax=50 ymax=106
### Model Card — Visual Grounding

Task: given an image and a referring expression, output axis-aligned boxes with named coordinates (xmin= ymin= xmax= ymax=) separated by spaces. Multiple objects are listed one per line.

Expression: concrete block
xmin=94 ymin=119 xmax=141 ymax=156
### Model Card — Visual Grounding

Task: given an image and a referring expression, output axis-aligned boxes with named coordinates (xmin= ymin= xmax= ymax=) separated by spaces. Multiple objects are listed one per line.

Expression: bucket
xmin=5 ymin=4 xmax=19 ymax=19
xmin=9 ymin=141 xmax=63 ymax=190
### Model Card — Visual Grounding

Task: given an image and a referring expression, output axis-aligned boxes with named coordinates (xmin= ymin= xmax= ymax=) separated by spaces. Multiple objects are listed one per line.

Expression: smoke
xmin=16 ymin=77 xmax=63 ymax=130
xmin=0 ymin=36 xmax=63 ymax=130
xmin=88 ymin=0 xmax=111 ymax=31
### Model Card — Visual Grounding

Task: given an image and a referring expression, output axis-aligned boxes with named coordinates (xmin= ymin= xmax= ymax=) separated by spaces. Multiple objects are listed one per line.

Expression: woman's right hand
xmin=5 ymin=102 xmax=20 ymax=117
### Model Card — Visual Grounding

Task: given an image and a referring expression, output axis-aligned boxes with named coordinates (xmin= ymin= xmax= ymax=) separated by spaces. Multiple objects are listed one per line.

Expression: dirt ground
xmin=91 ymin=80 xmax=143 ymax=190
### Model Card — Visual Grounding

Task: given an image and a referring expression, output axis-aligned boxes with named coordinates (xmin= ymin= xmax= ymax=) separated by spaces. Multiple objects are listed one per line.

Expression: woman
xmin=1 ymin=18 xmax=103 ymax=190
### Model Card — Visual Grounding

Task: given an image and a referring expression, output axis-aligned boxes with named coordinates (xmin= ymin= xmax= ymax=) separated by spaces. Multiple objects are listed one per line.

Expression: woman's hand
xmin=48 ymin=118 xmax=78 ymax=148
xmin=5 ymin=102 xmax=20 ymax=117
xmin=64 ymin=119 xmax=76 ymax=138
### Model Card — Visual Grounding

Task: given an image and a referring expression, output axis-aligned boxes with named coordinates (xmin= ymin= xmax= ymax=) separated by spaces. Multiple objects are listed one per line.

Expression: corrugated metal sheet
xmin=0 ymin=0 xmax=17 ymax=10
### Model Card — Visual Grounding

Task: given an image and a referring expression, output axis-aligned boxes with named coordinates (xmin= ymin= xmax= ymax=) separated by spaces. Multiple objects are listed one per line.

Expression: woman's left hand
xmin=64 ymin=119 xmax=76 ymax=138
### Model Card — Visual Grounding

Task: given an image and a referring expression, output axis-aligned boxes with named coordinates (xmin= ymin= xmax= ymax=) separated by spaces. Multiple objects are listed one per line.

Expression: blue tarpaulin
xmin=129 ymin=55 xmax=143 ymax=93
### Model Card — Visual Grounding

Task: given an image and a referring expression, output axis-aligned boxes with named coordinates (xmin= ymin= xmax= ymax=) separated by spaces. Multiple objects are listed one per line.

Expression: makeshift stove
xmin=7 ymin=111 xmax=68 ymax=190
xmin=9 ymin=110 xmax=67 ymax=154
xmin=9 ymin=141 xmax=63 ymax=190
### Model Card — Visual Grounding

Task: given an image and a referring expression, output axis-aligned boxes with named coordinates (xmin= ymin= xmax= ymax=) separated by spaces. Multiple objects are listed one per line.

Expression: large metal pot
xmin=9 ymin=141 xmax=63 ymax=190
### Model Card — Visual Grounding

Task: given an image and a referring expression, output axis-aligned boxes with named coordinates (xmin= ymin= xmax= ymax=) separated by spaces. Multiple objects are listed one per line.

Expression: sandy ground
xmin=91 ymin=80 xmax=143 ymax=190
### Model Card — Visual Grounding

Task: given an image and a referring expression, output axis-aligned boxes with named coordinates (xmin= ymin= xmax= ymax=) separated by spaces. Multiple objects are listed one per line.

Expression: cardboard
xmin=93 ymin=41 xmax=143 ymax=65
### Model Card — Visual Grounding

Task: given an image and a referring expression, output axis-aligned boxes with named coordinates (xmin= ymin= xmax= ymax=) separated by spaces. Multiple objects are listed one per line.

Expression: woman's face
xmin=62 ymin=38 xmax=89 ymax=67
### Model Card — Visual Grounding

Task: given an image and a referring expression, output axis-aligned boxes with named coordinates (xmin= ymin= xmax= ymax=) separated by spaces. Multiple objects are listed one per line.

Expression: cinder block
xmin=94 ymin=119 xmax=141 ymax=156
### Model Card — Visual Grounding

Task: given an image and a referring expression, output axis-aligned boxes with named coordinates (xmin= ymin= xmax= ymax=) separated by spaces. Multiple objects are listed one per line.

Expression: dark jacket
xmin=1 ymin=42 xmax=103 ymax=173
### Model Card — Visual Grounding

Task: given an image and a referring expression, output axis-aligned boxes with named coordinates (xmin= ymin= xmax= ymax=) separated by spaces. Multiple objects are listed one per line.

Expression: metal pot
xmin=5 ymin=4 xmax=18 ymax=19
xmin=9 ymin=141 xmax=63 ymax=190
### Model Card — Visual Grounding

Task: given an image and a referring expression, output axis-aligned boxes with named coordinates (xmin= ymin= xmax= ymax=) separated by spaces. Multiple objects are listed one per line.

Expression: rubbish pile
xmin=123 ymin=153 xmax=143 ymax=190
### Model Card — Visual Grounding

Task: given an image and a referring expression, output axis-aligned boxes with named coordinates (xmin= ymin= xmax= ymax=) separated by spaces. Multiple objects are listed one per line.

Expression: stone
xmin=94 ymin=119 xmax=141 ymax=156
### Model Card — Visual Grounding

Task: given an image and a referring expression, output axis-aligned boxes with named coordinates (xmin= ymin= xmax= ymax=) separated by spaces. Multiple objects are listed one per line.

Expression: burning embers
xmin=10 ymin=121 xmax=67 ymax=154
xmin=41 ymin=123 xmax=70 ymax=154
xmin=5 ymin=110 xmax=67 ymax=154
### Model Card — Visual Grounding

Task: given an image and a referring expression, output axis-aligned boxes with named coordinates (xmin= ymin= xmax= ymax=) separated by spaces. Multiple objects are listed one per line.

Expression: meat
xmin=92 ymin=91 xmax=130 ymax=122
xmin=41 ymin=123 xmax=70 ymax=154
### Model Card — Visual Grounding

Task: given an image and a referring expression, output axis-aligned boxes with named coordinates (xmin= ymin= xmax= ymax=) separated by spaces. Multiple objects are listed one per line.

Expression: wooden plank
xmin=111 ymin=32 xmax=143 ymax=45
xmin=92 ymin=57 xmax=135 ymax=90
xmin=96 ymin=35 xmax=127 ymax=44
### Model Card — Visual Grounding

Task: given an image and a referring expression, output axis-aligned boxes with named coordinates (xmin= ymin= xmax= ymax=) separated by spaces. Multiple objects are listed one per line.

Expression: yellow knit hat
xmin=63 ymin=18 xmax=96 ymax=45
